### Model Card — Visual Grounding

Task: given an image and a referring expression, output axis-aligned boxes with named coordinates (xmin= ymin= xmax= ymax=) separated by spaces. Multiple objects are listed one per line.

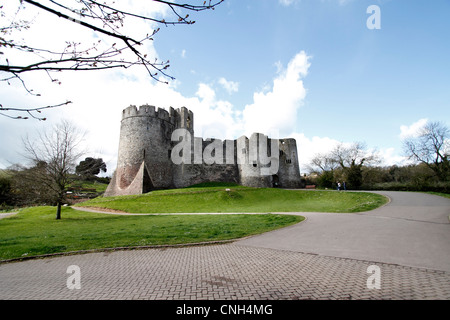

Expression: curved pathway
xmin=0 ymin=191 xmax=449 ymax=300
xmin=237 ymin=191 xmax=450 ymax=272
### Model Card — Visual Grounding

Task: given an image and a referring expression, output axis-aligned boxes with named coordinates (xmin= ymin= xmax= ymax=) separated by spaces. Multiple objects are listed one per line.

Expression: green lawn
xmin=0 ymin=206 xmax=303 ymax=261
xmin=77 ymin=186 xmax=388 ymax=214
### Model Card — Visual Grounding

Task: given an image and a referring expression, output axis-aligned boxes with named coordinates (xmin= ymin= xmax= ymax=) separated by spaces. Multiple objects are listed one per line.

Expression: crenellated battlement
xmin=122 ymin=104 xmax=193 ymax=127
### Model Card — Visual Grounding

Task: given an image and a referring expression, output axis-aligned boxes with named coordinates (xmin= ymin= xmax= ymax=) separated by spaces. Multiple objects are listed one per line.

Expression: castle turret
xmin=104 ymin=104 xmax=180 ymax=196
xmin=237 ymin=133 xmax=279 ymax=188
xmin=276 ymin=138 xmax=302 ymax=188
xmin=176 ymin=107 xmax=194 ymax=136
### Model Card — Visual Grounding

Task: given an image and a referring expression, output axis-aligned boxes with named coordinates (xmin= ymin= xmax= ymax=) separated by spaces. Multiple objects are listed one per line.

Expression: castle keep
xmin=104 ymin=105 xmax=301 ymax=197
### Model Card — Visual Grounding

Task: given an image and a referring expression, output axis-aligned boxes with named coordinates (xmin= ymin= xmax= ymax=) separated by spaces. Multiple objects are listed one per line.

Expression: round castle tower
xmin=104 ymin=104 xmax=193 ymax=196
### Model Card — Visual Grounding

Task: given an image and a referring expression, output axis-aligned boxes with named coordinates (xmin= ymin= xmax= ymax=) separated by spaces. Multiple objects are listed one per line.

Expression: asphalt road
xmin=236 ymin=191 xmax=450 ymax=272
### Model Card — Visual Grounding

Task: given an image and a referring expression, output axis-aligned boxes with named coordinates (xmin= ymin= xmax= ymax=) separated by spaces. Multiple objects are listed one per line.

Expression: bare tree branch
xmin=403 ymin=121 xmax=449 ymax=181
xmin=0 ymin=0 xmax=223 ymax=120
xmin=0 ymin=100 xmax=72 ymax=120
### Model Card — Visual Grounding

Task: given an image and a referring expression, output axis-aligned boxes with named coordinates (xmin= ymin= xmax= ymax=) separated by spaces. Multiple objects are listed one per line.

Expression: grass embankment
xmin=0 ymin=207 xmax=303 ymax=261
xmin=77 ymin=184 xmax=388 ymax=214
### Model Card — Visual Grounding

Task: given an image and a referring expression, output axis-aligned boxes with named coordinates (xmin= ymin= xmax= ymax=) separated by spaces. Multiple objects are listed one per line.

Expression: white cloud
xmin=399 ymin=118 xmax=428 ymax=140
xmin=242 ymin=51 xmax=310 ymax=137
xmin=218 ymin=77 xmax=239 ymax=95
xmin=181 ymin=49 xmax=187 ymax=58
xmin=274 ymin=61 xmax=283 ymax=74
xmin=196 ymin=83 xmax=216 ymax=104
xmin=378 ymin=147 xmax=409 ymax=167
xmin=289 ymin=133 xmax=341 ymax=172
xmin=279 ymin=0 xmax=355 ymax=6
xmin=337 ymin=0 xmax=355 ymax=5
xmin=191 ymin=83 xmax=243 ymax=140
xmin=278 ymin=0 xmax=296 ymax=6
xmin=291 ymin=134 xmax=410 ymax=173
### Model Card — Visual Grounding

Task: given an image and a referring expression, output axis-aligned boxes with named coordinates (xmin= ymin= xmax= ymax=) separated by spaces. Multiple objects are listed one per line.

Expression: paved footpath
xmin=238 ymin=191 xmax=450 ymax=272
xmin=0 ymin=191 xmax=449 ymax=300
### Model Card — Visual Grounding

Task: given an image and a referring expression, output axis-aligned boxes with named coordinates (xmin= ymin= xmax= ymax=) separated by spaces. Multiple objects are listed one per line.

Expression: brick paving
xmin=1 ymin=243 xmax=449 ymax=300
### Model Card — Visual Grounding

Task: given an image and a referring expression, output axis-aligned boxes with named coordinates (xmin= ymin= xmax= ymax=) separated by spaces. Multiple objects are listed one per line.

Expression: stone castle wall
xmin=104 ymin=105 xmax=301 ymax=197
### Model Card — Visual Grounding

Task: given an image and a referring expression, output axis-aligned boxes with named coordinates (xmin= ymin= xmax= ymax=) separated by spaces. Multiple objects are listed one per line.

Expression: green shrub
xmin=0 ymin=175 xmax=12 ymax=206
xmin=362 ymin=181 xmax=450 ymax=194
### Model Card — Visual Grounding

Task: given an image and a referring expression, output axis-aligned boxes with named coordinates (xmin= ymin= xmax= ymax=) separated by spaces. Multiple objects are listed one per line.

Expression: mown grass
xmin=0 ymin=206 xmax=303 ymax=261
xmin=77 ymin=185 xmax=388 ymax=214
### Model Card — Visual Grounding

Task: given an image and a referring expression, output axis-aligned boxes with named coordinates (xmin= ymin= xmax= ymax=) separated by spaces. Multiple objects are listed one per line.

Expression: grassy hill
xmin=76 ymin=182 xmax=388 ymax=214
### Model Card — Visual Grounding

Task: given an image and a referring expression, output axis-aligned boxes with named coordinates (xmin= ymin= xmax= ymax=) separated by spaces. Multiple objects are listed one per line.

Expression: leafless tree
xmin=307 ymin=153 xmax=338 ymax=174
xmin=0 ymin=0 xmax=223 ymax=120
xmin=329 ymin=141 xmax=379 ymax=170
xmin=403 ymin=121 xmax=449 ymax=181
xmin=309 ymin=142 xmax=379 ymax=173
xmin=22 ymin=120 xmax=85 ymax=219
xmin=308 ymin=141 xmax=380 ymax=189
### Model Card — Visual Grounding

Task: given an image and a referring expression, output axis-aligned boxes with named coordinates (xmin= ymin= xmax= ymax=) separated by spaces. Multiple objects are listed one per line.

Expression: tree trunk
xmin=56 ymin=201 xmax=62 ymax=220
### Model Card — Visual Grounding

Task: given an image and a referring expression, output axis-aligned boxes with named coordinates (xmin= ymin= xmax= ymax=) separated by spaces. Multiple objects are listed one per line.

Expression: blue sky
xmin=159 ymin=0 xmax=450 ymax=141
xmin=1 ymin=0 xmax=449 ymax=173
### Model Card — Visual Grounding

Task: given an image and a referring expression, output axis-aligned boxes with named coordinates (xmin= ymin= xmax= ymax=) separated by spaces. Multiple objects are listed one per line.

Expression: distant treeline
xmin=304 ymin=163 xmax=449 ymax=193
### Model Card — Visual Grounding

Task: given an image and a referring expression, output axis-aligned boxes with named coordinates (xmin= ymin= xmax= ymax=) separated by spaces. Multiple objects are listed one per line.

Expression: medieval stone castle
xmin=105 ymin=105 xmax=301 ymax=197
